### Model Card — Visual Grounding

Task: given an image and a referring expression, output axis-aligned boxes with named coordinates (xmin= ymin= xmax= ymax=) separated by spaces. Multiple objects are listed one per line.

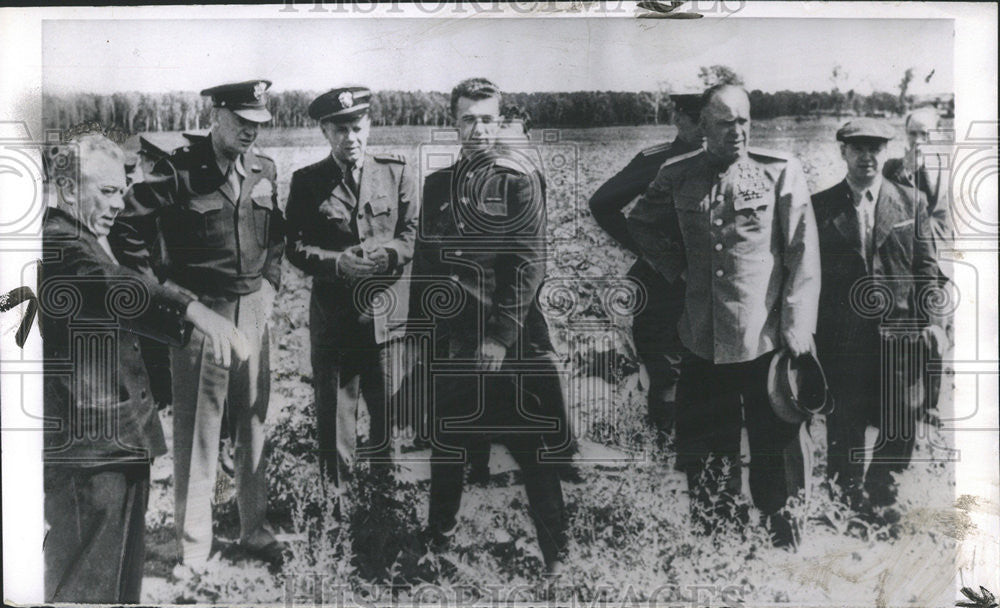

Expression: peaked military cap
xmin=671 ymin=93 xmax=703 ymax=119
xmin=200 ymin=79 xmax=273 ymax=123
xmin=309 ymin=86 xmax=371 ymax=123
xmin=836 ymin=117 xmax=895 ymax=142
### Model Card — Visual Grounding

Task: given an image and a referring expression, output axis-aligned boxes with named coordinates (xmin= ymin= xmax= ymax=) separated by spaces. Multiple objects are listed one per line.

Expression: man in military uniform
xmin=814 ymin=119 xmax=942 ymax=513
xmin=588 ymin=92 xmax=704 ymax=439
xmin=628 ymin=84 xmax=820 ymax=546
xmin=42 ymin=131 xmax=248 ymax=601
xmin=410 ymin=78 xmax=567 ymax=572
xmin=117 ymin=80 xmax=287 ymax=570
xmin=285 ymin=86 xmax=419 ymax=486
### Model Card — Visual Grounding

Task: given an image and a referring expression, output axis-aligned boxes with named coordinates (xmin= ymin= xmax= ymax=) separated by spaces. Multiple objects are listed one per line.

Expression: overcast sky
xmin=42 ymin=17 xmax=953 ymax=95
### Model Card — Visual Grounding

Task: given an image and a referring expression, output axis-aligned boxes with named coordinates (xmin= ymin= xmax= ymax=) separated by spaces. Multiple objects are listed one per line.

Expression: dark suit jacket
xmin=813 ymin=178 xmax=941 ymax=394
xmin=41 ymin=208 xmax=193 ymax=466
xmin=883 ymin=155 xmax=952 ymax=249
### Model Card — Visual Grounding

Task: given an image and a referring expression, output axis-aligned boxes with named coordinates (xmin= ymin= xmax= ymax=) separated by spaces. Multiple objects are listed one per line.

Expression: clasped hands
xmin=336 ymin=245 xmax=391 ymax=281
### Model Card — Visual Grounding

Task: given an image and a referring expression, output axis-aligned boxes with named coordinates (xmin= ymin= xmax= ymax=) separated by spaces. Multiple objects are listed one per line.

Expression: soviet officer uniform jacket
xmin=41 ymin=207 xmax=193 ymax=467
xmin=116 ymin=135 xmax=284 ymax=297
xmin=812 ymin=178 xmax=941 ymax=394
xmin=627 ymin=148 xmax=821 ymax=364
xmin=410 ymin=153 xmax=549 ymax=358
xmin=285 ymin=152 xmax=419 ymax=346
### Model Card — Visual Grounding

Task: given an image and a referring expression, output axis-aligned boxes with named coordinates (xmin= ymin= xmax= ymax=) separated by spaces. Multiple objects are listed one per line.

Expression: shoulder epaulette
xmin=659 ymin=148 xmax=702 ymax=170
xmin=748 ymin=147 xmax=791 ymax=162
xmin=639 ymin=141 xmax=672 ymax=157
xmin=373 ymin=152 xmax=406 ymax=164
xmin=252 ymin=147 xmax=275 ymax=163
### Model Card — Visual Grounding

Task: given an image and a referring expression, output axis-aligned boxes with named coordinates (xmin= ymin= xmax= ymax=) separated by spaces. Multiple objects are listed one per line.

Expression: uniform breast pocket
xmin=187 ymin=196 xmax=227 ymax=242
xmin=251 ymin=195 xmax=275 ymax=248
xmin=365 ymin=195 xmax=395 ymax=236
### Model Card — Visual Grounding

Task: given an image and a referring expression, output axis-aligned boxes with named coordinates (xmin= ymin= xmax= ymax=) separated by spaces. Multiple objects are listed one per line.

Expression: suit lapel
xmin=874 ymin=180 xmax=905 ymax=251
xmin=829 ymin=181 xmax=864 ymax=260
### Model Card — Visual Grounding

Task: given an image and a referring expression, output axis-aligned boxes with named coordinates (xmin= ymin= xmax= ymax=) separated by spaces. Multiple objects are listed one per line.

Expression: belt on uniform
xmin=167 ymin=270 xmax=265 ymax=298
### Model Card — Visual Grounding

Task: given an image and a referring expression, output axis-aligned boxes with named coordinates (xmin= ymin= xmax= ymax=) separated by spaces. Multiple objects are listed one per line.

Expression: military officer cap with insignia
xmin=308 ymin=86 xmax=371 ymax=123
xmin=671 ymin=93 xmax=703 ymax=121
xmin=836 ymin=117 xmax=895 ymax=142
xmin=200 ymin=79 xmax=273 ymax=123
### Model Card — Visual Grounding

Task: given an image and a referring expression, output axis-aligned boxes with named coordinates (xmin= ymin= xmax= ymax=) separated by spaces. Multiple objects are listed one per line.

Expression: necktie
xmin=345 ymin=164 xmax=360 ymax=199
xmin=227 ymin=162 xmax=241 ymax=200
xmin=858 ymin=191 xmax=873 ymax=268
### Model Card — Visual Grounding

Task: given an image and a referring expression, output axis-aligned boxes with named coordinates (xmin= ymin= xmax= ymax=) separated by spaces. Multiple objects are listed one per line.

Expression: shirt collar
xmin=845 ymin=175 xmax=881 ymax=207
xmin=331 ymin=153 xmax=362 ymax=176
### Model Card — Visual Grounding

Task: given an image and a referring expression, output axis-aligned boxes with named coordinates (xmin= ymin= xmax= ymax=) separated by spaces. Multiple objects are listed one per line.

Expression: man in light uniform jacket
xmin=285 ymin=86 xmax=419 ymax=485
xmin=628 ymin=84 xmax=820 ymax=546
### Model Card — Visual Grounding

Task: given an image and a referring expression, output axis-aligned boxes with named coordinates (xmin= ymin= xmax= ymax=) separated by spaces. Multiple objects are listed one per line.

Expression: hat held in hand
xmin=767 ymin=349 xmax=834 ymax=424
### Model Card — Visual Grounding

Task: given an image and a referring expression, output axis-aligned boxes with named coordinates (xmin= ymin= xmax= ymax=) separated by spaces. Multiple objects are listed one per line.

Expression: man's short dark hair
xmin=450 ymin=78 xmax=501 ymax=117
xmin=501 ymin=103 xmax=532 ymax=133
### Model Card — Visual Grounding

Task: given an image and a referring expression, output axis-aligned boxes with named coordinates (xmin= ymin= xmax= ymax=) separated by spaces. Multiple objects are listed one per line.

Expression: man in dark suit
xmin=410 ymin=77 xmax=567 ymax=573
xmin=285 ymin=86 xmax=419 ymax=485
xmin=115 ymin=80 xmax=287 ymax=571
xmin=588 ymin=92 xmax=703 ymax=438
xmin=813 ymin=118 xmax=943 ymax=512
xmin=41 ymin=131 xmax=247 ymax=602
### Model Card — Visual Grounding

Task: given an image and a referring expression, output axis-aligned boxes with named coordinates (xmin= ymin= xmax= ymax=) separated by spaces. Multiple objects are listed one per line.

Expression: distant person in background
xmin=41 ymin=130 xmax=247 ymax=602
xmin=883 ymin=107 xmax=952 ymax=423
xmin=883 ymin=107 xmax=951 ymax=248
xmin=588 ymin=92 xmax=704 ymax=442
xmin=813 ymin=118 xmax=943 ymax=515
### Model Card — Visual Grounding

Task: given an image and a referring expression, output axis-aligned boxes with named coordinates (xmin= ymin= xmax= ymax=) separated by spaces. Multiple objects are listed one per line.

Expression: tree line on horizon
xmin=42 ymin=87 xmax=947 ymax=134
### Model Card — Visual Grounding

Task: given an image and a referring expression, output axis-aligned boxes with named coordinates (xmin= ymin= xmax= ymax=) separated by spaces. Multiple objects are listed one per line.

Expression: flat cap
xmin=200 ymin=79 xmax=272 ymax=123
xmin=836 ymin=117 xmax=895 ymax=142
xmin=309 ymin=86 xmax=371 ymax=123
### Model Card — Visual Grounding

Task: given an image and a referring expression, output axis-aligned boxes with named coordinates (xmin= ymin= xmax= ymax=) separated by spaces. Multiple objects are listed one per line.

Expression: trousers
xmin=44 ymin=463 xmax=150 ymax=603
xmin=171 ymin=287 xmax=274 ymax=566
xmin=676 ymin=351 xmax=802 ymax=529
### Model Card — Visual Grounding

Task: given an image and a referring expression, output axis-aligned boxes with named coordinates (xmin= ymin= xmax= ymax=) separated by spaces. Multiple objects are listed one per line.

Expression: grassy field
xmin=139 ymin=118 xmax=963 ymax=605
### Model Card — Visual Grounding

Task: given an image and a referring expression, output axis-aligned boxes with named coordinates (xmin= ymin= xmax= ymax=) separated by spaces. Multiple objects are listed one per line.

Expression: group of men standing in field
xmin=40 ymin=74 xmax=949 ymax=602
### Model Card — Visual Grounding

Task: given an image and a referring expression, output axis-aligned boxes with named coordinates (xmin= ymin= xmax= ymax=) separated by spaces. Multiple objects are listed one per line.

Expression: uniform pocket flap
xmin=366 ymin=195 xmax=391 ymax=215
xmin=187 ymin=195 xmax=225 ymax=214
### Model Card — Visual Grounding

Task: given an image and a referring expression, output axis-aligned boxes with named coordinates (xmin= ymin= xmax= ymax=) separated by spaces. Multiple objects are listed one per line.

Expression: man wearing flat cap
xmin=588 ymin=90 xmax=704 ymax=442
xmin=628 ymin=84 xmax=819 ymax=547
xmin=114 ymin=79 xmax=287 ymax=570
xmin=813 ymin=118 xmax=943 ymax=516
xmin=285 ymin=86 xmax=419 ymax=487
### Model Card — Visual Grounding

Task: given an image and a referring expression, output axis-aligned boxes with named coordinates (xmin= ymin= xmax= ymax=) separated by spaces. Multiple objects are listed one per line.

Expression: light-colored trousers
xmin=171 ymin=287 xmax=274 ymax=566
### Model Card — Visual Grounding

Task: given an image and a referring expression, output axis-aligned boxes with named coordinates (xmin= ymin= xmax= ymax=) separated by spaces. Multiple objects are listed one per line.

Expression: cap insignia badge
xmin=339 ymin=91 xmax=354 ymax=108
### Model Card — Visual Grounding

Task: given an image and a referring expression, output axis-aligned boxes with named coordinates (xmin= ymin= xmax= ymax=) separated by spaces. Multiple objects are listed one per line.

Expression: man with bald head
xmin=884 ymin=107 xmax=951 ymax=248
xmin=628 ymin=84 xmax=820 ymax=546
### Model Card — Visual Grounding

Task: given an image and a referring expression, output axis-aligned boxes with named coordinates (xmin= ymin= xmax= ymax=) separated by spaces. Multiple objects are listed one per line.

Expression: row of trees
xmin=42 ymin=87 xmax=928 ymax=133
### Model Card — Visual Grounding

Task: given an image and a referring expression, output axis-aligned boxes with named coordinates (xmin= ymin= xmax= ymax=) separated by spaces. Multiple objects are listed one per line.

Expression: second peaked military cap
xmin=309 ymin=86 xmax=371 ymax=123
xmin=200 ymin=79 xmax=273 ymax=123
xmin=836 ymin=117 xmax=895 ymax=142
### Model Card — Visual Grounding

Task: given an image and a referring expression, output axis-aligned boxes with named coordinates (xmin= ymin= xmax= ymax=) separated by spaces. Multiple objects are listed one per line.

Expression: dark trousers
xmin=824 ymin=350 xmax=917 ymax=506
xmin=428 ymin=365 xmax=567 ymax=566
xmin=311 ymin=294 xmax=395 ymax=486
xmin=676 ymin=351 xmax=801 ymax=529
xmin=44 ymin=463 xmax=150 ymax=603
xmin=429 ymin=433 xmax=567 ymax=565
xmin=629 ymin=264 xmax=685 ymax=431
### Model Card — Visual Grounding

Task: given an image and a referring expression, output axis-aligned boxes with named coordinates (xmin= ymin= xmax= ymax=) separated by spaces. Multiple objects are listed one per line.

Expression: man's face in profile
xmin=77 ymin=151 xmax=127 ymax=237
